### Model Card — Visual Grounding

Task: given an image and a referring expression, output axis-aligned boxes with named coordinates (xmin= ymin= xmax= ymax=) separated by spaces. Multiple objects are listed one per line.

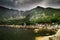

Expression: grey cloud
xmin=43 ymin=0 xmax=60 ymax=8
xmin=0 ymin=0 xmax=60 ymax=11
xmin=0 ymin=0 xmax=43 ymax=10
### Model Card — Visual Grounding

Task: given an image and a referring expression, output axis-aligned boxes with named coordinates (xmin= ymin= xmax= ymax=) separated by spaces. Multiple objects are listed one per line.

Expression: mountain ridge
xmin=0 ymin=6 xmax=60 ymax=24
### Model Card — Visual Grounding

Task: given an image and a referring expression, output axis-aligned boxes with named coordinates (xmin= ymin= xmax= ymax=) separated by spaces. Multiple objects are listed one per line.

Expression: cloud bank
xmin=0 ymin=0 xmax=60 ymax=11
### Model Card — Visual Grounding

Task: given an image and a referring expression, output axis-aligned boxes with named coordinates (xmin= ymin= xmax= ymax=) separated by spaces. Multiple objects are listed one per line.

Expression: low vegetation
xmin=0 ymin=6 xmax=60 ymax=25
xmin=34 ymin=29 xmax=57 ymax=36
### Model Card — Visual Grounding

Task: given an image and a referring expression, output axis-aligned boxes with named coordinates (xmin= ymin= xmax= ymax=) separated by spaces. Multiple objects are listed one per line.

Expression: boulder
xmin=49 ymin=29 xmax=60 ymax=40
xmin=49 ymin=36 xmax=60 ymax=40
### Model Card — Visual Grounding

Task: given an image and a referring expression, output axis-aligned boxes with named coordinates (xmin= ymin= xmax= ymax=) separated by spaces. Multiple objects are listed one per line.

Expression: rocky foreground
xmin=40 ymin=29 xmax=60 ymax=40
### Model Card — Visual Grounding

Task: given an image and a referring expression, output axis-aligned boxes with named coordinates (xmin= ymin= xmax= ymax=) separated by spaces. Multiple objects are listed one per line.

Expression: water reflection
xmin=0 ymin=26 xmax=56 ymax=40
xmin=0 ymin=27 xmax=37 ymax=40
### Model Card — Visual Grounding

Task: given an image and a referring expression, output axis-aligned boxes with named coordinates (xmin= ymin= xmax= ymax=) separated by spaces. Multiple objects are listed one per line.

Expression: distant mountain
xmin=0 ymin=6 xmax=60 ymax=24
xmin=0 ymin=6 xmax=30 ymax=19
xmin=0 ymin=6 xmax=60 ymax=18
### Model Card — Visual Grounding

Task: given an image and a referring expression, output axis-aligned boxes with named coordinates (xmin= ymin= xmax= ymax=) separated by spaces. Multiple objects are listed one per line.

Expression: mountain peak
xmin=36 ymin=6 xmax=43 ymax=8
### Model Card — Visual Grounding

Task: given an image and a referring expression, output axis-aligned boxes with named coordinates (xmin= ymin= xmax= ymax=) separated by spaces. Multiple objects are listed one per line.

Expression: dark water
xmin=0 ymin=26 xmax=56 ymax=40
xmin=0 ymin=26 xmax=37 ymax=40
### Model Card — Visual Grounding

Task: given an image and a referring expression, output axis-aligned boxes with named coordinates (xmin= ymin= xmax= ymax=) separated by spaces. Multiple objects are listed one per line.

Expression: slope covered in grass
xmin=0 ymin=6 xmax=60 ymax=25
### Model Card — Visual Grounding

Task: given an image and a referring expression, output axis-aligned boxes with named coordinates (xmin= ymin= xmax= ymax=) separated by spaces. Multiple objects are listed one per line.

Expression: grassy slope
xmin=0 ymin=6 xmax=60 ymax=25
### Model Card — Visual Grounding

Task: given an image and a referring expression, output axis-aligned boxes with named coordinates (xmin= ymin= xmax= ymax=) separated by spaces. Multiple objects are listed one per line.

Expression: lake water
xmin=0 ymin=26 xmax=43 ymax=40
xmin=0 ymin=26 xmax=57 ymax=40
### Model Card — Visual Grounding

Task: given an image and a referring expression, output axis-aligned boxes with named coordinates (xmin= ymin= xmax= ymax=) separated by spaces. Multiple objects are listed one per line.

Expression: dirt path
xmin=35 ymin=36 xmax=44 ymax=40
xmin=35 ymin=36 xmax=53 ymax=40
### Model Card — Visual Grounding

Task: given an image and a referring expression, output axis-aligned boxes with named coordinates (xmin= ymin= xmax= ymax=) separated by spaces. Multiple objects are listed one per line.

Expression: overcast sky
xmin=0 ymin=0 xmax=60 ymax=11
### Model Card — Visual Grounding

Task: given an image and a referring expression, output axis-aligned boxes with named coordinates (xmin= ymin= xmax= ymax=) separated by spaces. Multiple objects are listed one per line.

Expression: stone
xmin=49 ymin=29 xmax=60 ymax=40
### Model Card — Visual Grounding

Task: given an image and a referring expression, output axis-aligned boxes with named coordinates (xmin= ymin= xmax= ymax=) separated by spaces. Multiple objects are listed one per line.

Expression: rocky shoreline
xmin=0 ymin=24 xmax=60 ymax=29
xmin=0 ymin=24 xmax=60 ymax=40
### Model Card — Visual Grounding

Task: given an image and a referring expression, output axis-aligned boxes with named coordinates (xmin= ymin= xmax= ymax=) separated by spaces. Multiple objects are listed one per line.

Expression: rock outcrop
xmin=49 ymin=29 xmax=60 ymax=40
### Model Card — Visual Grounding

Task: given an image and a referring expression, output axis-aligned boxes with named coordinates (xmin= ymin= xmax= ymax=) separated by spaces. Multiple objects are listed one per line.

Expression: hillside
xmin=0 ymin=6 xmax=60 ymax=25
xmin=29 ymin=6 xmax=60 ymax=24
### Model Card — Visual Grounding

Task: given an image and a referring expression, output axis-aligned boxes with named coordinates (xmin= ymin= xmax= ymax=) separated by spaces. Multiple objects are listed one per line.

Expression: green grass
xmin=0 ymin=7 xmax=60 ymax=25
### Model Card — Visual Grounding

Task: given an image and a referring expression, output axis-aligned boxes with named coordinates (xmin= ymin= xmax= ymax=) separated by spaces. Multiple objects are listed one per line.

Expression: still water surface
xmin=0 ymin=26 xmax=44 ymax=40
